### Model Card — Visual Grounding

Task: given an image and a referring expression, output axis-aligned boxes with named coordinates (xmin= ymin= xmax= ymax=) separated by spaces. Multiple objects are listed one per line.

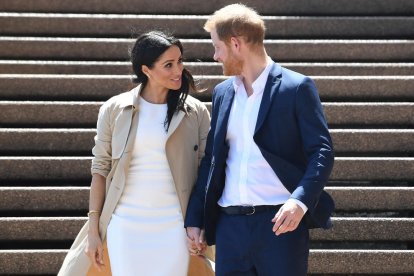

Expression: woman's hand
xmin=186 ymin=227 xmax=207 ymax=256
xmin=85 ymin=233 xmax=105 ymax=271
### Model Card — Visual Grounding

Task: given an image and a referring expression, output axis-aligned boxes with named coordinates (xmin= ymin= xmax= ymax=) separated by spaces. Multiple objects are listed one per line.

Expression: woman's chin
xmin=169 ymin=82 xmax=182 ymax=91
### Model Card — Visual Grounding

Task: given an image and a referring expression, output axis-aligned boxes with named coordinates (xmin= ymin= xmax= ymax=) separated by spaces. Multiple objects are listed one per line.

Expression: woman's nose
xmin=174 ymin=64 xmax=183 ymax=75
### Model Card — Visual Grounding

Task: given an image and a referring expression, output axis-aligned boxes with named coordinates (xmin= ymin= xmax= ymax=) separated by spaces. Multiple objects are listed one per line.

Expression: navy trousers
xmin=215 ymin=208 xmax=309 ymax=276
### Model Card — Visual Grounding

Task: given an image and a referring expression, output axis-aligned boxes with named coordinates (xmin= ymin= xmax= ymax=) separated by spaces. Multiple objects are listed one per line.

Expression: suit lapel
xmin=254 ymin=63 xmax=282 ymax=134
xmin=214 ymin=83 xmax=235 ymax=147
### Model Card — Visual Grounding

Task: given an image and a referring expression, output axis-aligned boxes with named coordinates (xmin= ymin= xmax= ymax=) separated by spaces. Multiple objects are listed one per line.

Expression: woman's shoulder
xmin=100 ymin=86 xmax=138 ymax=113
xmin=185 ymin=95 xmax=209 ymax=113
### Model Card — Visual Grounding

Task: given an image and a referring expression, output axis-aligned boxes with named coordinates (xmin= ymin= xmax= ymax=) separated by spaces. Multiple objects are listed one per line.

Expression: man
xmin=185 ymin=4 xmax=335 ymax=276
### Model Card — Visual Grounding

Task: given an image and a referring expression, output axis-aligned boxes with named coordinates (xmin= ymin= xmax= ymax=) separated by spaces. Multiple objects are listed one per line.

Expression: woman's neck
xmin=140 ymin=83 xmax=169 ymax=104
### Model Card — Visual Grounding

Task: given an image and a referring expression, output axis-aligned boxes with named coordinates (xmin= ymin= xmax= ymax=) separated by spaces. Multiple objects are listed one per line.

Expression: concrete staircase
xmin=0 ymin=0 xmax=413 ymax=274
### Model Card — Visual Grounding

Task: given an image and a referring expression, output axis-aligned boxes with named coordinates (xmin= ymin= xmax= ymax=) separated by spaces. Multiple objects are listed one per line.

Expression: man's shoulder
xmin=213 ymin=77 xmax=234 ymax=97
xmin=278 ymin=65 xmax=316 ymax=93
xmin=280 ymin=66 xmax=308 ymax=83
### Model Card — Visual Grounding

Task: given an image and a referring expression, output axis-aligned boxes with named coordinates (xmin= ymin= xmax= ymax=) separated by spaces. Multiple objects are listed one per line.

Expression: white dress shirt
xmin=218 ymin=58 xmax=307 ymax=213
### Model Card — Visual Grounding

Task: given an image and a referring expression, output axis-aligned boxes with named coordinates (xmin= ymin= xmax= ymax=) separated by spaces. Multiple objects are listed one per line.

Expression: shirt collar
xmin=232 ymin=57 xmax=273 ymax=95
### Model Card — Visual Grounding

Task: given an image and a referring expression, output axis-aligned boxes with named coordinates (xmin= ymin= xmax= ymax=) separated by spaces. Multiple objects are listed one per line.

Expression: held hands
xmin=272 ymin=200 xmax=305 ymax=236
xmin=85 ymin=233 xmax=105 ymax=271
xmin=186 ymin=227 xmax=207 ymax=256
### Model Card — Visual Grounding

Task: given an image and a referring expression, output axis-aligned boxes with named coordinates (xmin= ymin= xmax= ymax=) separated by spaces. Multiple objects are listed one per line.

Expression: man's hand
xmin=186 ymin=227 xmax=206 ymax=256
xmin=272 ymin=200 xmax=305 ymax=236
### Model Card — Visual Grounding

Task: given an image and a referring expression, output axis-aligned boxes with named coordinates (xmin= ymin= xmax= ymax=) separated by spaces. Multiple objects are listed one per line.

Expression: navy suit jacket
xmin=185 ymin=62 xmax=335 ymax=245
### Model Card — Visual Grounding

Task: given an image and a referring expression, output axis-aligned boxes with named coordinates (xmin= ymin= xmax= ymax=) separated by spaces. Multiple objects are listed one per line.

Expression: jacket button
xmin=194 ymin=145 xmax=198 ymax=151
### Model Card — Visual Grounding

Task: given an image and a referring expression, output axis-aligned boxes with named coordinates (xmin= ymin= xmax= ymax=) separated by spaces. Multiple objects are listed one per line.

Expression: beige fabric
xmin=58 ymin=85 xmax=213 ymax=276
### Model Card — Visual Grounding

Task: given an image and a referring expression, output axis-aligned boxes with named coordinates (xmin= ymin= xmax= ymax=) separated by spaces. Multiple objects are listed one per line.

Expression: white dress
xmin=107 ymin=96 xmax=189 ymax=276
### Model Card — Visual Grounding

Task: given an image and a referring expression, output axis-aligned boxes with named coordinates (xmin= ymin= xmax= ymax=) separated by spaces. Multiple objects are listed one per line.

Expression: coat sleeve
xmin=91 ymin=102 xmax=113 ymax=178
xmin=289 ymin=77 xmax=335 ymax=212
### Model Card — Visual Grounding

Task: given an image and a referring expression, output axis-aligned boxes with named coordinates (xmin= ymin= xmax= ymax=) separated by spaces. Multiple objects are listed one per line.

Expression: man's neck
xmin=240 ymin=51 xmax=268 ymax=96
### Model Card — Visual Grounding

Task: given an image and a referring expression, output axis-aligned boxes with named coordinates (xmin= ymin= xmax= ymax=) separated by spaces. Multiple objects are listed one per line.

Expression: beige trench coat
xmin=58 ymin=85 xmax=214 ymax=275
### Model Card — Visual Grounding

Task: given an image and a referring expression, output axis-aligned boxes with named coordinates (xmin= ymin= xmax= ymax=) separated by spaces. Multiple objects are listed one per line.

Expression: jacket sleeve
xmin=91 ymin=102 xmax=112 ymax=178
xmin=185 ymin=90 xmax=218 ymax=228
xmin=289 ymin=77 xmax=335 ymax=212
xmin=197 ymin=102 xmax=211 ymax=165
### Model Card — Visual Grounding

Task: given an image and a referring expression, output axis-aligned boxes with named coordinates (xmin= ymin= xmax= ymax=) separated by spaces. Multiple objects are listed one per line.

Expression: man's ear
xmin=230 ymin=36 xmax=242 ymax=52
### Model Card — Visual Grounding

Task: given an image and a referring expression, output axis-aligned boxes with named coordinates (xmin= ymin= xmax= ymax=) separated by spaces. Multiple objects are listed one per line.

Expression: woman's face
xmin=143 ymin=45 xmax=184 ymax=91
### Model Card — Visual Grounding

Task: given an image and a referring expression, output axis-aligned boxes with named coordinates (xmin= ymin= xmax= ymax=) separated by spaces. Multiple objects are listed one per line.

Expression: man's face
xmin=211 ymin=29 xmax=243 ymax=76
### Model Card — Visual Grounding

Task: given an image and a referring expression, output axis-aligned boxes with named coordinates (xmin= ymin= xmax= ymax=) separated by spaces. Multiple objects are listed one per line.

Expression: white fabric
xmin=107 ymin=96 xmax=189 ymax=276
xmin=218 ymin=58 xmax=308 ymax=213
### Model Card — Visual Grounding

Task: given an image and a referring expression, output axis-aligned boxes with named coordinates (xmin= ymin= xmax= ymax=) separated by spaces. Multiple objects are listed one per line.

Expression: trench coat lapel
xmin=99 ymin=87 xmax=140 ymax=236
xmin=122 ymin=87 xmax=140 ymax=153
xmin=166 ymin=110 xmax=186 ymax=140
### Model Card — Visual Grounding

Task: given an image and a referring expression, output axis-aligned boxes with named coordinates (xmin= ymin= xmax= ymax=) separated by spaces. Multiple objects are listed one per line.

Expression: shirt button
xmin=194 ymin=145 xmax=199 ymax=151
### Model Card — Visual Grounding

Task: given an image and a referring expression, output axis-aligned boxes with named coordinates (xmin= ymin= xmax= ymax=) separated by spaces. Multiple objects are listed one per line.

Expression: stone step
xmin=0 ymin=0 xmax=413 ymax=15
xmin=1 ymin=61 xmax=414 ymax=76
xmin=1 ymin=38 xmax=413 ymax=62
xmin=0 ymin=101 xmax=100 ymax=127
xmin=1 ymin=102 xmax=413 ymax=128
xmin=0 ymin=187 xmax=88 ymax=212
xmin=0 ymin=249 xmax=413 ymax=274
xmin=2 ymin=14 xmax=413 ymax=39
xmin=0 ymin=250 xmax=66 ymax=275
xmin=323 ymin=103 xmax=414 ymax=128
xmin=1 ymin=129 xmax=413 ymax=156
xmin=309 ymin=250 xmax=414 ymax=274
xmin=311 ymin=218 xmax=414 ymax=241
xmin=1 ymin=217 xmax=413 ymax=242
xmin=329 ymin=129 xmax=414 ymax=155
xmin=1 ymin=75 xmax=414 ymax=101
xmin=0 ymin=187 xmax=412 ymax=213
xmin=0 ymin=157 xmax=413 ymax=182
xmin=326 ymin=187 xmax=414 ymax=211
xmin=0 ymin=128 xmax=96 ymax=155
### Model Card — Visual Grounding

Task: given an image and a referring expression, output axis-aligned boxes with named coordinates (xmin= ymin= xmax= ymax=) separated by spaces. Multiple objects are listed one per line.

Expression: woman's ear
xmin=141 ymin=65 xmax=151 ymax=78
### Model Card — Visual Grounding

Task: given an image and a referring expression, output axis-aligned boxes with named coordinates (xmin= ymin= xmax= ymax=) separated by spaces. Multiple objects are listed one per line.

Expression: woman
xmin=58 ymin=31 xmax=213 ymax=276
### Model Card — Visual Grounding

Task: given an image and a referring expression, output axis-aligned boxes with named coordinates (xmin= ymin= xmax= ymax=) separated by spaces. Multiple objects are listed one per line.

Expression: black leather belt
xmin=221 ymin=205 xmax=282 ymax=215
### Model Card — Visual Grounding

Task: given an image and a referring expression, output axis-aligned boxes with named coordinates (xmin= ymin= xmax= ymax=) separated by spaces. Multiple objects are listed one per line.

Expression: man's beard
xmin=222 ymin=53 xmax=243 ymax=76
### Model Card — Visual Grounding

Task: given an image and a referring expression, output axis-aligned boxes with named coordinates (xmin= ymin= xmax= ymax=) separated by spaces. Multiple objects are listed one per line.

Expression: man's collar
xmin=232 ymin=57 xmax=274 ymax=94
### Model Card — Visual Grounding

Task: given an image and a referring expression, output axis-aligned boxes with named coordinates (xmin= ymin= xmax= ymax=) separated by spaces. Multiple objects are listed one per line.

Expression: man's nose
xmin=213 ymin=51 xmax=219 ymax=61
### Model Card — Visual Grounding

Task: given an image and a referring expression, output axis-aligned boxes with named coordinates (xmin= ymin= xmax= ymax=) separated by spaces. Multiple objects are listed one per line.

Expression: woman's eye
xmin=165 ymin=63 xmax=172 ymax=68
xmin=178 ymin=58 xmax=183 ymax=64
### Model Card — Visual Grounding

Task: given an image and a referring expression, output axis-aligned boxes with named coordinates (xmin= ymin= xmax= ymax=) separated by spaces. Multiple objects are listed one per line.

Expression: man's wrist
xmin=287 ymin=198 xmax=308 ymax=214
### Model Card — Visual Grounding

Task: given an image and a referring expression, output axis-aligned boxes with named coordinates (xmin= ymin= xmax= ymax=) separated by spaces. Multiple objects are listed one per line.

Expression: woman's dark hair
xmin=131 ymin=31 xmax=197 ymax=131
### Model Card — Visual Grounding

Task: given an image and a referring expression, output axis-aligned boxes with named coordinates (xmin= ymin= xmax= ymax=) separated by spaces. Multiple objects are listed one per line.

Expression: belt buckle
xmin=246 ymin=205 xmax=255 ymax=215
